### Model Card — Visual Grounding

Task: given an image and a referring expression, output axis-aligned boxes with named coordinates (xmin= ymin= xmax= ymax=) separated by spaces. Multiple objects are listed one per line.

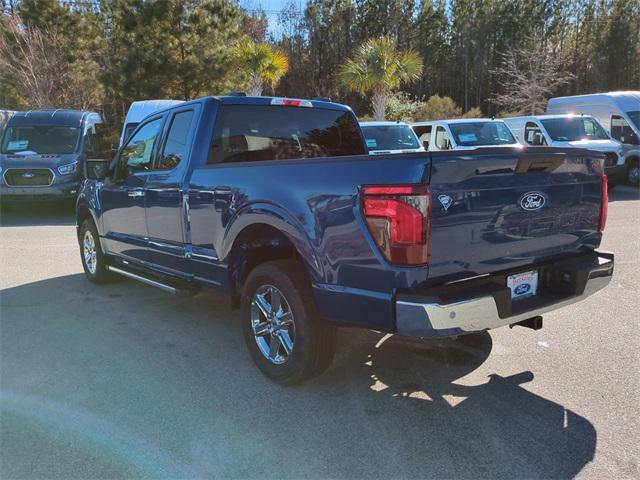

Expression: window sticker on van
xmin=366 ymin=138 xmax=378 ymax=148
xmin=7 ymin=140 xmax=29 ymax=150
xmin=458 ymin=133 xmax=477 ymax=142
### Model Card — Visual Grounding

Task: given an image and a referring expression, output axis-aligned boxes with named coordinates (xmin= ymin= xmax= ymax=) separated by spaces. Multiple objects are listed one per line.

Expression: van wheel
xmin=79 ymin=219 xmax=111 ymax=284
xmin=627 ymin=159 xmax=639 ymax=186
xmin=241 ymin=260 xmax=336 ymax=385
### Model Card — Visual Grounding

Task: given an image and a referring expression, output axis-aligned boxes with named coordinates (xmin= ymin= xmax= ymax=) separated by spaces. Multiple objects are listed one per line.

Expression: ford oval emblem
xmin=514 ymin=283 xmax=531 ymax=295
xmin=519 ymin=192 xmax=546 ymax=211
xmin=22 ymin=172 xmax=35 ymax=178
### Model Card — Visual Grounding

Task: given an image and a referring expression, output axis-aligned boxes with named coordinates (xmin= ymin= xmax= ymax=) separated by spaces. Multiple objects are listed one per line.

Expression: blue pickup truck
xmin=76 ymin=95 xmax=614 ymax=384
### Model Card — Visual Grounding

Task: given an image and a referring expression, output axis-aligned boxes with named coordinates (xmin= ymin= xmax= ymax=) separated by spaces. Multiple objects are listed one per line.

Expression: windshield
xmin=449 ymin=121 xmax=516 ymax=146
xmin=627 ymin=111 xmax=640 ymax=130
xmin=1 ymin=125 xmax=81 ymax=154
xmin=361 ymin=124 xmax=420 ymax=151
xmin=540 ymin=117 xmax=609 ymax=142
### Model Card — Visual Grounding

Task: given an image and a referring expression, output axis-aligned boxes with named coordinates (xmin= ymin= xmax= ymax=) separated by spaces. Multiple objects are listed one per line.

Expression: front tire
xmin=241 ymin=260 xmax=336 ymax=385
xmin=79 ymin=219 xmax=111 ymax=284
xmin=627 ymin=159 xmax=639 ymax=186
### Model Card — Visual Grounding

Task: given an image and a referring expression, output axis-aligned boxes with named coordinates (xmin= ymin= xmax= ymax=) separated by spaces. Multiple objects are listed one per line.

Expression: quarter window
xmin=117 ymin=118 xmax=162 ymax=179
xmin=524 ymin=122 xmax=546 ymax=145
xmin=434 ymin=126 xmax=450 ymax=150
xmin=158 ymin=110 xmax=194 ymax=170
xmin=611 ymin=115 xmax=638 ymax=144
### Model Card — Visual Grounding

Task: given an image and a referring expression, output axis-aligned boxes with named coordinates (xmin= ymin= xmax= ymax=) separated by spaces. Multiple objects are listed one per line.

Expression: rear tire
xmin=241 ymin=260 xmax=336 ymax=385
xmin=79 ymin=218 xmax=111 ymax=284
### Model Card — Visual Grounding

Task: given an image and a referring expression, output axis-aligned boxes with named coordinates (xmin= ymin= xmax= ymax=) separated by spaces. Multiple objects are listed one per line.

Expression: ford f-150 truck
xmin=76 ymin=95 xmax=614 ymax=384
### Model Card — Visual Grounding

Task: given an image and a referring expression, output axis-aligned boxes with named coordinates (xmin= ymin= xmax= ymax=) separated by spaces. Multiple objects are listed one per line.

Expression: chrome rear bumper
xmin=396 ymin=251 xmax=614 ymax=338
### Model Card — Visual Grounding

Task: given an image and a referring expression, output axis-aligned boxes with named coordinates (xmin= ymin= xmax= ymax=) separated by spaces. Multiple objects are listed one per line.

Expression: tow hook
xmin=510 ymin=316 xmax=543 ymax=331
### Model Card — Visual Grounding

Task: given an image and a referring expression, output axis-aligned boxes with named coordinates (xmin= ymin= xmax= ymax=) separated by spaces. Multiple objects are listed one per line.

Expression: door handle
xmin=127 ymin=189 xmax=145 ymax=198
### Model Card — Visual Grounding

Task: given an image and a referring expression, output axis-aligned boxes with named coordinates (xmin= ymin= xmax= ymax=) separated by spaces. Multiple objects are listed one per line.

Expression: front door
xmin=144 ymin=108 xmax=198 ymax=274
xmin=100 ymin=116 xmax=164 ymax=263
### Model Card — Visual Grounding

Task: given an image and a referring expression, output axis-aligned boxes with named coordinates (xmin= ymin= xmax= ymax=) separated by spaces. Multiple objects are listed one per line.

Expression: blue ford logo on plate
xmin=514 ymin=283 xmax=531 ymax=295
xmin=519 ymin=192 xmax=546 ymax=211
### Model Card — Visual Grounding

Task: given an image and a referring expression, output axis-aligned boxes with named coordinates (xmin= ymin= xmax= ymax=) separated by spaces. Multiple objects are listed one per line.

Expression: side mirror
xmin=85 ymin=159 xmax=109 ymax=180
xmin=422 ymin=140 xmax=429 ymax=150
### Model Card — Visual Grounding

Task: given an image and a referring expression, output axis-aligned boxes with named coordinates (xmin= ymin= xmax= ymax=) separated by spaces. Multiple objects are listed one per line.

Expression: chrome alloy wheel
xmin=83 ymin=229 xmax=97 ymax=275
xmin=251 ymin=285 xmax=295 ymax=365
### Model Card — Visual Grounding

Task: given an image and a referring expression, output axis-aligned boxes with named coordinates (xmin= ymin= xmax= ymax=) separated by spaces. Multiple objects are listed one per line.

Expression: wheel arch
xmin=222 ymin=207 xmax=324 ymax=307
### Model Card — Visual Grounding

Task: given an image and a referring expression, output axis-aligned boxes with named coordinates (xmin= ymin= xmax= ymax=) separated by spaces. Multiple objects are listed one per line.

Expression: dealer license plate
xmin=507 ymin=270 xmax=538 ymax=300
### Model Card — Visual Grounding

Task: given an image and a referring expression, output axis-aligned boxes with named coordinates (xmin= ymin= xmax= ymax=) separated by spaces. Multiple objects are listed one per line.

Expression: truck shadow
xmin=1 ymin=274 xmax=596 ymax=479
xmin=0 ymin=201 xmax=76 ymax=227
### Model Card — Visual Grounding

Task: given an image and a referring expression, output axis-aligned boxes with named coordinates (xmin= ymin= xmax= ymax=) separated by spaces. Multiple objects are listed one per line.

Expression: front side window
xmin=541 ymin=117 xmax=608 ymax=141
xmin=1 ymin=126 xmax=81 ymax=154
xmin=449 ymin=122 xmax=516 ymax=146
xmin=158 ymin=110 xmax=194 ymax=170
xmin=122 ymin=123 xmax=139 ymax=144
xmin=627 ymin=111 xmax=640 ymax=130
xmin=434 ymin=126 xmax=450 ymax=150
xmin=209 ymin=105 xmax=366 ymax=164
xmin=117 ymin=118 xmax=162 ymax=179
xmin=413 ymin=125 xmax=432 ymax=146
xmin=83 ymin=117 xmax=102 ymax=155
xmin=524 ymin=122 xmax=546 ymax=145
xmin=361 ymin=124 xmax=420 ymax=151
xmin=612 ymin=114 xmax=639 ymax=145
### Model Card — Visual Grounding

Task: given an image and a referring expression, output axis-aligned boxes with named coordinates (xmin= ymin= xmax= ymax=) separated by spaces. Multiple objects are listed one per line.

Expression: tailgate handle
xmin=515 ymin=154 xmax=564 ymax=173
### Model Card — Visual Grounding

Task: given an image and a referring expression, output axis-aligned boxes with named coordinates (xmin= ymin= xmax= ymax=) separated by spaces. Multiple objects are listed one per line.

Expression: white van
xmin=359 ymin=121 xmax=424 ymax=154
xmin=120 ymin=100 xmax=184 ymax=147
xmin=412 ymin=119 xmax=520 ymax=151
xmin=547 ymin=92 xmax=640 ymax=185
xmin=503 ymin=114 xmax=625 ymax=186
xmin=0 ymin=110 xmax=15 ymax=136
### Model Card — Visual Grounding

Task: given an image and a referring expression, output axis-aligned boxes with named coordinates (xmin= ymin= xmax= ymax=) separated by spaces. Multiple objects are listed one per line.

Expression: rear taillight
xmin=361 ymin=184 xmax=431 ymax=266
xmin=599 ymin=174 xmax=608 ymax=232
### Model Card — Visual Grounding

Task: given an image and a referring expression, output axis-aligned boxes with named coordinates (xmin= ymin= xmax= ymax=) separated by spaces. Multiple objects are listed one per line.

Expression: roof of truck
xmin=503 ymin=114 xmax=597 ymax=121
xmin=9 ymin=109 xmax=94 ymax=127
xmin=413 ymin=118 xmax=505 ymax=126
xmin=360 ymin=121 xmax=411 ymax=127
xmin=212 ymin=95 xmax=353 ymax=112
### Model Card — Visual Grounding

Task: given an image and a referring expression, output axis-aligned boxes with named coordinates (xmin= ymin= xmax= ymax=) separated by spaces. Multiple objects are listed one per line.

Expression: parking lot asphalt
xmin=1 ymin=187 xmax=639 ymax=479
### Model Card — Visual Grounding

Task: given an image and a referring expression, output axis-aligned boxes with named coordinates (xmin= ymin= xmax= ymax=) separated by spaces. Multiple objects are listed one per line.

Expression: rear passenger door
xmin=144 ymin=106 xmax=199 ymax=274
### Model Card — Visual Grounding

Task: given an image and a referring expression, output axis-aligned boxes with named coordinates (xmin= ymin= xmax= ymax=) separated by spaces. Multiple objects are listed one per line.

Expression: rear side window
xmin=525 ymin=122 xmax=546 ymax=145
xmin=158 ymin=110 xmax=194 ymax=170
xmin=434 ymin=126 xmax=450 ymax=149
xmin=208 ymin=105 xmax=366 ymax=164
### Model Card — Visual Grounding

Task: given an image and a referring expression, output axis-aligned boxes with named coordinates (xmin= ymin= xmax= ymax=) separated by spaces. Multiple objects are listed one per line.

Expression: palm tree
xmin=339 ymin=37 xmax=423 ymax=120
xmin=234 ymin=39 xmax=289 ymax=96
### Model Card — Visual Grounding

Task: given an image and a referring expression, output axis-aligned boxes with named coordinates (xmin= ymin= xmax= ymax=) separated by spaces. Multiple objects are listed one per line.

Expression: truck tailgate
xmin=427 ymin=147 xmax=604 ymax=284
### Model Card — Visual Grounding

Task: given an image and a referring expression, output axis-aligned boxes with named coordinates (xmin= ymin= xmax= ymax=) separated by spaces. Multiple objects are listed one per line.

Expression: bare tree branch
xmin=0 ymin=15 xmax=101 ymax=110
xmin=491 ymin=44 xmax=574 ymax=115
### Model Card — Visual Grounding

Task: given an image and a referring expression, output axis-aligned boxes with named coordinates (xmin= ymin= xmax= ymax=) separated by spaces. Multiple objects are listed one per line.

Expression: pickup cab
xmin=77 ymin=95 xmax=614 ymax=384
